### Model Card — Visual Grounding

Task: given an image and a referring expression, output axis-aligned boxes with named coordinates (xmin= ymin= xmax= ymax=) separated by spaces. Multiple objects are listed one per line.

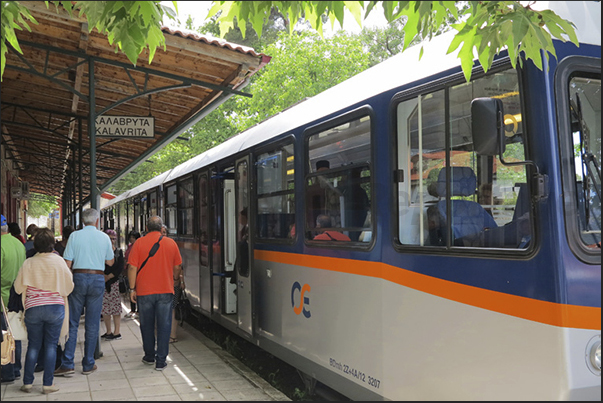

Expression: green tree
xmin=232 ymin=30 xmax=371 ymax=129
xmin=27 ymin=193 xmax=59 ymax=218
xmin=208 ymin=1 xmax=579 ymax=81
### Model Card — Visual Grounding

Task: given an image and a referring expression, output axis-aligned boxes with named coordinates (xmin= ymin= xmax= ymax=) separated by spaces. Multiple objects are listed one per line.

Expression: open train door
xmin=234 ymin=156 xmax=252 ymax=335
xmin=223 ymin=177 xmax=237 ymax=314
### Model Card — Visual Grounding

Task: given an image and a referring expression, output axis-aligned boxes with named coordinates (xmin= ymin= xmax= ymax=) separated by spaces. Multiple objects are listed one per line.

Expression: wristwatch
xmin=129 ymin=288 xmax=136 ymax=292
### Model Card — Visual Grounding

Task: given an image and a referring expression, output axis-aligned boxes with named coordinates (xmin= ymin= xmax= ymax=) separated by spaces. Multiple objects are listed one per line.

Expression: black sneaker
xmin=100 ymin=333 xmax=113 ymax=339
xmin=155 ymin=362 xmax=167 ymax=371
xmin=142 ymin=357 xmax=154 ymax=365
xmin=107 ymin=333 xmax=122 ymax=340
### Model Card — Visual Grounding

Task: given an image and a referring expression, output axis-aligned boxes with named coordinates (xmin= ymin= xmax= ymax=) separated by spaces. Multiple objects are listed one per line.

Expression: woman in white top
xmin=14 ymin=228 xmax=74 ymax=394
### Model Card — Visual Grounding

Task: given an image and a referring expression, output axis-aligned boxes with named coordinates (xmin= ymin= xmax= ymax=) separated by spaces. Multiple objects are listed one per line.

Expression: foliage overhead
xmin=207 ymin=1 xmax=579 ymax=81
xmin=2 ymin=1 xmax=579 ymax=82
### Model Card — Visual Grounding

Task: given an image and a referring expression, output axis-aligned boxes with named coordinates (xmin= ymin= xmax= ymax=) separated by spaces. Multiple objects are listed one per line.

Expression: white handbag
xmin=1 ymin=297 xmax=16 ymax=365
xmin=7 ymin=310 xmax=27 ymax=340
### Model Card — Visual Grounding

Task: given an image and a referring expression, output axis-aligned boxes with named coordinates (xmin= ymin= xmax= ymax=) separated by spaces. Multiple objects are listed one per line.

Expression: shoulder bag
xmin=1 ymin=297 xmax=16 ymax=365
xmin=136 ymin=235 xmax=163 ymax=276
xmin=7 ymin=310 xmax=27 ymax=341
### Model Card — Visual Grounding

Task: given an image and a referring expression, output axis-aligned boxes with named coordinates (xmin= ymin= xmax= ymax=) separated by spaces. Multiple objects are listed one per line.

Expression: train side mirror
xmin=471 ymin=97 xmax=505 ymax=156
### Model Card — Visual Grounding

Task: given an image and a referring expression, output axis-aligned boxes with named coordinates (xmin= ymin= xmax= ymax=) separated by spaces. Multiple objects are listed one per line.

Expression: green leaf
xmin=138 ymin=2 xmax=158 ymax=27
xmin=540 ymin=10 xmax=578 ymax=44
xmin=343 ymin=1 xmax=364 ymax=27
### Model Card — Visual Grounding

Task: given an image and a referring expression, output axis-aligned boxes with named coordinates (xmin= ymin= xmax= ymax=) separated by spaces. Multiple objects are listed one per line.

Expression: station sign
xmin=96 ymin=116 xmax=154 ymax=138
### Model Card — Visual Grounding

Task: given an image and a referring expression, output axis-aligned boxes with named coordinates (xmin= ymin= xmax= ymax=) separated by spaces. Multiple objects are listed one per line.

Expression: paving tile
xmin=47 ymin=379 xmax=90 ymax=394
xmin=177 ymin=389 xmax=227 ymax=401
xmin=137 ymin=394 xmax=182 ymax=401
xmin=88 ymin=369 xmax=126 ymax=381
xmin=127 ymin=375 xmax=171 ymax=388
xmin=90 ymin=386 xmax=135 ymax=401
xmin=132 ymin=384 xmax=177 ymax=398
xmin=88 ymin=377 xmax=131 ymax=392
xmin=164 ymin=370 xmax=209 ymax=386
xmin=220 ymin=387 xmax=276 ymax=401
xmin=47 ymin=391 xmax=93 ymax=401
xmin=211 ymin=378 xmax=263 ymax=391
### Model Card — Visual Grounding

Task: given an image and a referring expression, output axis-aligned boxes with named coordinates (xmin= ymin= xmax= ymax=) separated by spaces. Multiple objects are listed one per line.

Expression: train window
xmin=107 ymin=207 xmax=115 ymax=229
xmin=148 ymin=189 xmax=158 ymax=216
xmin=139 ymin=195 xmax=148 ymax=232
xmin=119 ymin=200 xmax=134 ymax=241
xmin=305 ymin=115 xmax=372 ymax=243
xmin=133 ymin=198 xmax=141 ymax=233
xmin=395 ymin=69 xmax=532 ymax=249
xmin=198 ymin=173 xmax=210 ymax=267
xmin=165 ymin=184 xmax=177 ymax=235
xmin=178 ymin=178 xmax=194 ymax=236
xmin=255 ymin=141 xmax=295 ymax=241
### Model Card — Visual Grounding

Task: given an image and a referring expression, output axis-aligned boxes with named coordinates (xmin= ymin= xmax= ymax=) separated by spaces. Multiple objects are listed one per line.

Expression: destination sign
xmin=96 ymin=116 xmax=154 ymax=138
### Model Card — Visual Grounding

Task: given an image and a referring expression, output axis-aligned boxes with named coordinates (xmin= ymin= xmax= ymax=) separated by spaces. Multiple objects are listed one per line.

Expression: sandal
xmin=169 ymin=337 xmax=178 ymax=343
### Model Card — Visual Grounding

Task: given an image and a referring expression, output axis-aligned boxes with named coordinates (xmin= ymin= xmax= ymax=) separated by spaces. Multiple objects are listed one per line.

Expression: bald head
xmin=147 ymin=215 xmax=163 ymax=232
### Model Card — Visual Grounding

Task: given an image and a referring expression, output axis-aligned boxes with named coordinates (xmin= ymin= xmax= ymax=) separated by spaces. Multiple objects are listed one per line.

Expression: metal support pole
xmin=88 ymin=58 xmax=102 ymax=359
xmin=78 ymin=118 xmax=83 ymax=227
xmin=89 ymin=58 xmax=98 ymax=212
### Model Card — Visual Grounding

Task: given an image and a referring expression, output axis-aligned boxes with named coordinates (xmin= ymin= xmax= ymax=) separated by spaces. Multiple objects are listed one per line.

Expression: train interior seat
xmin=427 ymin=167 xmax=497 ymax=246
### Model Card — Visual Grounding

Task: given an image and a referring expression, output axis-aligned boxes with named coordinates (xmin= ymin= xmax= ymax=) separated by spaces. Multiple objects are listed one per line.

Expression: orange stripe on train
xmin=255 ymin=250 xmax=601 ymax=330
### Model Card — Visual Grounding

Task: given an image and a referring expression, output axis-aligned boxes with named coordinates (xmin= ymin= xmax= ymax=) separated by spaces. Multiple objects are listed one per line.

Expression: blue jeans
xmin=61 ymin=273 xmax=105 ymax=372
xmin=1 ymin=313 xmax=22 ymax=382
xmin=137 ymin=293 xmax=172 ymax=367
xmin=23 ymin=305 xmax=64 ymax=386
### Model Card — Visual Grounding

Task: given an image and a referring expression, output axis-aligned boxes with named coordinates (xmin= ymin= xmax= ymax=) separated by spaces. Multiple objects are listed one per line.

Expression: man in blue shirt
xmin=55 ymin=209 xmax=114 ymax=376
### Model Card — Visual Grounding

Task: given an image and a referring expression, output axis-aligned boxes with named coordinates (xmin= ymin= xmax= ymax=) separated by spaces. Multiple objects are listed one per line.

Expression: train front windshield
xmin=568 ymin=76 xmax=601 ymax=250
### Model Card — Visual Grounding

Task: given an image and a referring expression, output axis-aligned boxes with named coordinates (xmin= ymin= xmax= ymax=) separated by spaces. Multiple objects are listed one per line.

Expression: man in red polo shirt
xmin=127 ymin=216 xmax=182 ymax=371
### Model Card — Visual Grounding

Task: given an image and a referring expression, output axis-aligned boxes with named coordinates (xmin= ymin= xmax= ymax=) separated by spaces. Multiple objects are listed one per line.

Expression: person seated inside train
xmin=339 ymin=167 xmax=370 ymax=241
xmin=313 ymin=214 xmax=351 ymax=241
xmin=306 ymin=160 xmax=342 ymax=237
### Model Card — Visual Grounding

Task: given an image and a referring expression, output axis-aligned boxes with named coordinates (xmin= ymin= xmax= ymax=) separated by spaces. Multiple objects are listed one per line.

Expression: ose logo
xmin=291 ymin=281 xmax=311 ymax=318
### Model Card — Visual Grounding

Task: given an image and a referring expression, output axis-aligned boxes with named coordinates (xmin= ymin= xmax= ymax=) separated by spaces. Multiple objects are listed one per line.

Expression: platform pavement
xmin=1 ymin=301 xmax=290 ymax=401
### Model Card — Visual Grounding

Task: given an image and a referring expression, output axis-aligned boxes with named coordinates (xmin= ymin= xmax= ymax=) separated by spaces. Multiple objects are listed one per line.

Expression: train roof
xmin=104 ymin=168 xmax=173 ymax=209
xmin=105 ymin=1 xmax=600 ymax=208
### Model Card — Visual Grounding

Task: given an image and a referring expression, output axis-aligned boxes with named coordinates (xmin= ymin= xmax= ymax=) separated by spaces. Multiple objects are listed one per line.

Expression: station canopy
xmin=1 ymin=1 xmax=270 ymax=210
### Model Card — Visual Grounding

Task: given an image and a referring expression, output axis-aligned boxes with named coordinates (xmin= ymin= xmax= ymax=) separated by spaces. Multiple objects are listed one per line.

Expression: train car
xmin=102 ymin=2 xmax=600 ymax=400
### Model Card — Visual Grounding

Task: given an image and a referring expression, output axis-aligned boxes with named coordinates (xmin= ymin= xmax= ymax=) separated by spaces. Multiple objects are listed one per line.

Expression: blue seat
xmin=431 ymin=167 xmax=497 ymax=246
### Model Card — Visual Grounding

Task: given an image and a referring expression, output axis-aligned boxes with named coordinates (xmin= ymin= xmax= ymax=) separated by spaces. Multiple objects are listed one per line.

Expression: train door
xmin=235 ymin=156 xmax=252 ymax=335
xmin=197 ymin=171 xmax=212 ymax=314
xmin=223 ymin=177 xmax=238 ymax=314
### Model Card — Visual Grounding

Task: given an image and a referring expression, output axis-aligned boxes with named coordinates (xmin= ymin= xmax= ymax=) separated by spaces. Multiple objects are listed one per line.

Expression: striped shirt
xmin=24 ymin=286 xmax=64 ymax=310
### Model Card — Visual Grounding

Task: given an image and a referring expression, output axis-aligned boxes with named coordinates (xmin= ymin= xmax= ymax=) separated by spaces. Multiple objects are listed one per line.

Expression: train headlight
xmin=592 ymin=342 xmax=601 ymax=370
xmin=586 ymin=335 xmax=601 ymax=374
